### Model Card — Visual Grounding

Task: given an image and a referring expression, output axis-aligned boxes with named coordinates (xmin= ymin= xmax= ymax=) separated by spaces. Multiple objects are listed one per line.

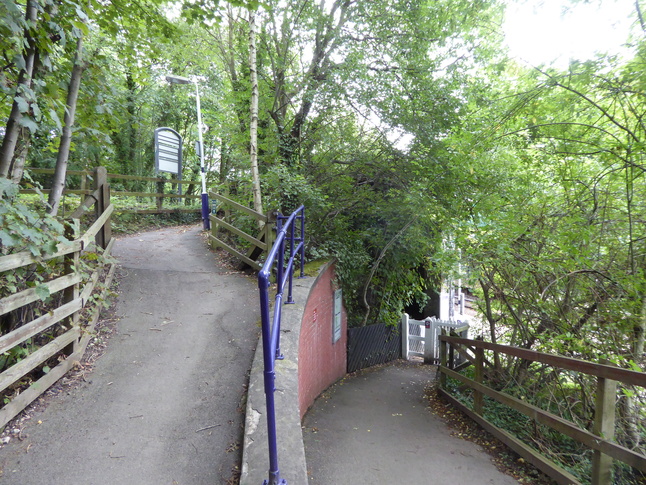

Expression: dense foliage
xmin=1 ymin=0 xmax=645 ymax=480
xmin=1 ymin=0 xmax=507 ymax=327
xmin=1 ymin=0 xmax=644 ymax=339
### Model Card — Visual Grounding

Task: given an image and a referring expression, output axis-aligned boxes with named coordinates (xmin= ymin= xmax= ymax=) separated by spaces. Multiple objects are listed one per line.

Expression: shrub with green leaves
xmin=0 ymin=178 xmax=67 ymax=258
xmin=0 ymin=180 xmax=70 ymax=336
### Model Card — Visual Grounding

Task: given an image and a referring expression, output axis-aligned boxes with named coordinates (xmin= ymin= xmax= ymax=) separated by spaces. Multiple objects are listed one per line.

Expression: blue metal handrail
xmin=258 ymin=206 xmax=305 ymax=485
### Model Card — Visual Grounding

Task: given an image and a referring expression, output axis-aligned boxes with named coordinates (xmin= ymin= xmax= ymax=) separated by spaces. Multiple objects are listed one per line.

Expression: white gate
xmin=401 ymin=314 xmax=469 ymax=363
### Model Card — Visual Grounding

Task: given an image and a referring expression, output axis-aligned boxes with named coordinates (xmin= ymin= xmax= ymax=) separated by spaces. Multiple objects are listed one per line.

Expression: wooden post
xmin=591 ymin=365 xmax=617 ymax=485
xmin=80 ymin=171 xmax=87 ymax=195
xmin=156 ymin=179 xmax=164 ymax=211
xmin=63 ymin=220 xmax=80 ymax=353
xmin=401 ymin=313 xmax=409 ymax=361
xmin=212 ymin=218 xmax=218 ymax=246
xmin=209 ymin=193 xmax=217 ymax=248
xmin=448 ymin=337 xmax=455 ymax=370
xmin=474 ymin=346 xmax=484 ymax=415
xmin=94 ymin=167 xmax=110 ymax=249
xmin=439 ymin=329 xmax=447 ymax=389
xmin=266 ymin=211 xmax=276 ymax=253
xmin=224 ymin=185 xmax=231 ymax=224
xmin=209 ymin=194 xmax=222 ymax=243
xmin=102 ymin=176 xmax=111 ymax=247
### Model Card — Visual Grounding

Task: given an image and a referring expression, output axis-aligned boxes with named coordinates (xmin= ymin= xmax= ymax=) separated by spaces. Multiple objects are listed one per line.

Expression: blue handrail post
xmin=257 ymin=205 xmax=305 ymax=485
xmin=299 ymin=209 xmax=305 ymax=278
xmin=276 ymin=214 xmax=284 ymax=292
xmin=286 ymin=219 xmax=296 ymax=304
xmin=286 ymin=264 xmax=295 ymax=304
xmin=258 ymin=273 xmax=284 ymax=485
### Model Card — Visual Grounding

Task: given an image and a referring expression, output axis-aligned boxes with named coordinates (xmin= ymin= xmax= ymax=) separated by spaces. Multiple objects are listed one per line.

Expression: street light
xmin=166 ymin=74 xmax=210 ymax=230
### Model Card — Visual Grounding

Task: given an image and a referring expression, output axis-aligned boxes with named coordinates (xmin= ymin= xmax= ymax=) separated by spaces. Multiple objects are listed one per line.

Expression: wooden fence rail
xmin=19 ymin=167 xmax=201 ymax=214
xmin=438 ymin=334 xmax=646 ymax=485
xmin=208 ymin=191 xmax=275 ymax=270
xmin=0 ymin=167 xmax=116 ymax=428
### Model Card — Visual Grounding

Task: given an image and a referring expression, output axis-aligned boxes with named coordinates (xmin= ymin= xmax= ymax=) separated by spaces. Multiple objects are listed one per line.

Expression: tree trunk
xmin=0 ymin=0 xmax=38 ymax=178
xmin=219 ymin=138 xmax=230 ymax=184
xmin=124 ymin=68 xmax=138 ymax=175
xmin=479 ymin=277 xmax=502 ymax=373
xmin=10 ymin=127 xmax=32 ymax=183
xmin=9 ymin=48 xmax=43 ymax=185
xmin=8 ymin=45 xmax=46 ymax=185
xmin=248 ymin=8 xmax=263 ymax=221
xmin=47 ymin=36 xmax=86 ymax=215
xmin=266 ymin=0 xmax=351 ymax=166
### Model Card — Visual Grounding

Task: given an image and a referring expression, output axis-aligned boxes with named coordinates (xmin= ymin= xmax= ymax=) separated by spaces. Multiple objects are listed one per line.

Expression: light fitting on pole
xmin=165 ymin=75 xmax=192 ymax=85
xmin=165 ymin=73 xmax=211 ymax=230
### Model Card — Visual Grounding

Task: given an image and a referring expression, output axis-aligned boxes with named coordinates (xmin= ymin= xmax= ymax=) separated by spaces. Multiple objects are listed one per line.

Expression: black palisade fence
xmin=347 ymin=322 xmax=401 ymax=373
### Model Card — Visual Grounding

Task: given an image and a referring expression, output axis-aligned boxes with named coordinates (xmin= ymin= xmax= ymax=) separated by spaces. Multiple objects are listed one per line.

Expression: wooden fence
xmin=208 ymin=191 xmax=275 ymax=270
xmin=20 ymin=167 xmax=200 ymax=214
xmin=0 ymin=167 xmax=116 ymax=428
xmin=347 ymin=322 xmax=401 ymax=373
xmin=438 ymin=334 xmax=646 ymax=485
xmin=21 ymin=168 xmax=275 ymax=268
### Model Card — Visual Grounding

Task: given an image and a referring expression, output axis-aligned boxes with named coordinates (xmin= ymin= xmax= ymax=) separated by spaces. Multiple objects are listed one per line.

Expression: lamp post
xmin=166 ymin=74 xmax=210 ymax=230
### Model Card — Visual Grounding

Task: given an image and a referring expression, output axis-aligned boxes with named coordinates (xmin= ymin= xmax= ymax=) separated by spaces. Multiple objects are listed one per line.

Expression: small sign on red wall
xmin=333 ymin=289 xmax=342 ymax=343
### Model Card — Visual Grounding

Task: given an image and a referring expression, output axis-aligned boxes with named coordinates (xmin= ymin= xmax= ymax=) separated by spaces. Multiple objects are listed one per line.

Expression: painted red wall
xmin=298 ymin=262 xmax=347 ymax=418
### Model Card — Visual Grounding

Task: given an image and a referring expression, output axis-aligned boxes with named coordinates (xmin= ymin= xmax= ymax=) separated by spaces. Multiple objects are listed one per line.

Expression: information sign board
xmin=154 ymin=127 xmax=182 ymax=177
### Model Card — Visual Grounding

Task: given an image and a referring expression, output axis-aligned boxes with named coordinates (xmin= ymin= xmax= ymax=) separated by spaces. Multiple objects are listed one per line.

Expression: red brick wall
xmin=298 ymin=262 xmax=347 ymax=418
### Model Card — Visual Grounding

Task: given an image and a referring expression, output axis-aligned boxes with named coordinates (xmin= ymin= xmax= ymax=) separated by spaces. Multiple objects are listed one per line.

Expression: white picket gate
xmin=401 ymin=314 xmax=469 ymax=363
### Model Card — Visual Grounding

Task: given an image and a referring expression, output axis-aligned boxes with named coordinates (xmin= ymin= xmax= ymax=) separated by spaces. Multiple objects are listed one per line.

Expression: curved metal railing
xmin=257 ymin=206 xmax=305 ymax=485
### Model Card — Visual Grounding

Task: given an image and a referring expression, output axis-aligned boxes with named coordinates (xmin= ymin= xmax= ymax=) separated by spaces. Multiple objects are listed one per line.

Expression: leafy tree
xmin=0 ymin=0 xmax=90 ymax=184
xmin=443 ymin=25 xmax=646 ymax=467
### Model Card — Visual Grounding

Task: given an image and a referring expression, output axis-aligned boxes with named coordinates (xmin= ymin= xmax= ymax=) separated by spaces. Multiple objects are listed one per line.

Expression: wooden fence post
xmin=209 ymin=190 xmax=217 ymax=243
xmin=224 ymin=185 xmax=231 ymax=224
xmin=156 ymin=179 xmax=164 ymax=211
xmin=439 ymin=329 xmax=447 ymax=389
xmin=591 ymin=365 xmax=617 ymax=485
xmin=210 ymin=210 xmax=217 ymax=245
xmin=80 ymin=171 xmax=87 ymax=195
xmin=474 ymin=346 xmax=484 ymax=415
xmin=448 ymin=336 xmax=455 ymax=370
xmin=94 ymin=167 xmax=111 ymax=249
xmin=266 ymin=211 xmax=276 ymax=252
xmin=63 ymin=220 xmax=80 ymax=353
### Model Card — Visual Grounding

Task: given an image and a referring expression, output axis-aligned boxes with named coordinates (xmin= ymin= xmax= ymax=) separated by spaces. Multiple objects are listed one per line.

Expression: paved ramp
xmin=303 ymin=361 xmax=520 ymax=485
xmin=0 ymin=225 xmax=260 ymax=484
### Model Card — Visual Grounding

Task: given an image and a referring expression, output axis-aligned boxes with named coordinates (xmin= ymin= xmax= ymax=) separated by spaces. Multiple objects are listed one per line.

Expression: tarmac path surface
xmin=303 ymin=361 xmax=520 ymax=485
xmin=0 ymin=224 xmax=260 ymax=485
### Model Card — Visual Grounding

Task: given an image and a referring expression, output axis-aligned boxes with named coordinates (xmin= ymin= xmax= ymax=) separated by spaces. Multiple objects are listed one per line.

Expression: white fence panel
xmin=402 ymin=314 xmax=469 ymax=363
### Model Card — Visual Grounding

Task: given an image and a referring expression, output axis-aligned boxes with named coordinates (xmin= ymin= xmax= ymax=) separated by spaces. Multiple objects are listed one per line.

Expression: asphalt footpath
xmin=303 ymin=360 xmax=520 ymax=485
xmin=0 ymin=224 xmax=260 ymax=485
